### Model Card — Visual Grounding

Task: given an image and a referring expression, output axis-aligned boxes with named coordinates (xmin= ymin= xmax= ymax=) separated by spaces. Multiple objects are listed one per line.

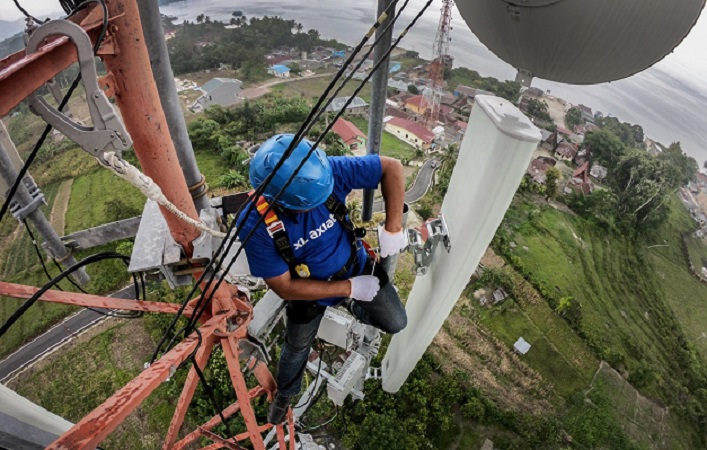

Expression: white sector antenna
xmin=382 ymin=95 xmax=541 ymax=392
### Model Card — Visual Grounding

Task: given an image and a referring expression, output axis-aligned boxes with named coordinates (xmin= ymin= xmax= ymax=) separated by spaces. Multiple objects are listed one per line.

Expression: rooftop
xmin=325 ymin=96 xmax=368 ymax=112
xmin=386 ymin=117 xmax=435 ymax=142
xmin=331 ymin=117 xmax=366 ymax=145
xmin=269 ymin=64 xmax=290 ymax=74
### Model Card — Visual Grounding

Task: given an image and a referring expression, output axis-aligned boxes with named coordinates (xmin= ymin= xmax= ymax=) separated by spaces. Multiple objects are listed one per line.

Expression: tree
xmin=287 ymin=62 xmax=301 ymax=75
xmin=611 ymin=149 xmax=676 ymax=232
xmin=196 ymin=14 xmax=205 ymax=24
xmin=407 ymin=84 xmax=419 ymax=95
xmin=545 ymin=167 xmax=561 ymax=199
xmin=565 ymin=107 xmax=583 ymax=129
xmin=322 ymin=132 xmax=350 ymax=156
xmin=584 ymin=129 xmax=626 ymax=168
xmin=526 ymin=98 xmax=551 ymax=122
xmin=657 ymin=142 xmax=698 ymax=186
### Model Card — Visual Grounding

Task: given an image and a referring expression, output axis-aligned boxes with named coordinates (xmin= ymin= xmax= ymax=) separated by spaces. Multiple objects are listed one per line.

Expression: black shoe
xmin=267 ymin=392 xmax=291 ymax=425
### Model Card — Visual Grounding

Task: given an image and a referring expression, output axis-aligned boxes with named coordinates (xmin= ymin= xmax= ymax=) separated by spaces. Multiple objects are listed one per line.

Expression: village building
xmin=573 ymin=148 xmax=591 ymax=167
xmin=405 ymin=95 xmax=427 ymax=115
xmin=556 ymin=126 xmax=573 ymax=138
xmin=526 ymin=86 xmax=544 ymax=97
xmin=554 ymin=141 xmax=578 ymax=161
xmin=267 ymin=64 xmax=290 ymax=78
xmin=453 ymin=84 xmax=475 ymax=97
xmin=325 ymin=96 xmax=369 ymax=115
xmin=389 ymin=61 xmax=402 ymax=73
xmin=526 ymin=156 xmax=557 ymax=184
xmin=590 ymin=163 xmax=608 ymax=181
xmin=567 ymin=161 xmax=595 ymax=195
xmin=265 ymin=54 xmax=292 ymax=66
xmin=541 ymin=131 xmax=560 ymax=152
xmin=331 ymin=118 xmax=367 ymax=153
xmin=384 ymin=117 xmax=435 ymax=150
xmin=189 ymin=77 xmax=242 ymax=113
xmin=387 ymin=79 xmax=410 ymax=92
xmin=577 ymin=104 xmax=595 ymax=123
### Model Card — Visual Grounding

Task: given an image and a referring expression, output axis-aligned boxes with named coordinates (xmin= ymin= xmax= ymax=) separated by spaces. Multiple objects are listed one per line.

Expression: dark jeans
xmin=276 ymin=260 xmax=407 ymax=397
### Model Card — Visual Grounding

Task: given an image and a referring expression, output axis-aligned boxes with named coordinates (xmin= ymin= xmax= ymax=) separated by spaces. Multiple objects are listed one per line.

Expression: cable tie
xmin=378 ymin=12 xmax=389 ymax=24
xmin=54 ymin=246 xmax=73 ymax=263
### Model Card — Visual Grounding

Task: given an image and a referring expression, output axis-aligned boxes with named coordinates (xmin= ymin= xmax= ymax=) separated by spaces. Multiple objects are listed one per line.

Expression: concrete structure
xmin=190 ymin=78 xmax=242 ymax=113
xmin=0 ymin=385 xmax=74 ymax=450
xmin=267 ymin=64 xmax=290 ymax=78
xmin=331 ymin=117 xmax=367 ymax=153
xmin=513 ymin=337 xmax=531 ymax=355
xmin=384 ymin=117 xmax=434 ymax=150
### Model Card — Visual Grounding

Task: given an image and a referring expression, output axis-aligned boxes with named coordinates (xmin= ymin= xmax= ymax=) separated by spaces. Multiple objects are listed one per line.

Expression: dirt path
xmin=241 ymin=73 xmax=333 ymax=101
xmin=0 ymin=225 xmax=22 ymax=277
xmin=49 ymin=179 xmax=73 ymax=235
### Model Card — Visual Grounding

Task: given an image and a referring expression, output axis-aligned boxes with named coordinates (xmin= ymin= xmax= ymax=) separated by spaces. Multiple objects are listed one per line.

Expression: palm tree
xmin=295 ymin=22 xmax=303 ymax=33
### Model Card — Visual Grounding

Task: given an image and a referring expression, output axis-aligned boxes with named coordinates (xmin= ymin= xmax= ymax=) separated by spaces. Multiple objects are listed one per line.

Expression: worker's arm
xmin=265 ymin=271 xmax=351 ymax=301
xmin=380 ymin=156 xmax=405 ymax=232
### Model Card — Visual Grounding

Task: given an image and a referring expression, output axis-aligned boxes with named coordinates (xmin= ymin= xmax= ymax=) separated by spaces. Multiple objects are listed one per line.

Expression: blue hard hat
xmin=249 ymin=134 xmax=334 ymax=211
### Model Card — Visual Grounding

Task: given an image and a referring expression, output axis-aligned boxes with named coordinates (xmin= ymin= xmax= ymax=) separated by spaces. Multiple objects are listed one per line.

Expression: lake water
xmin=161 ymin=0 xmax=707 ymax=162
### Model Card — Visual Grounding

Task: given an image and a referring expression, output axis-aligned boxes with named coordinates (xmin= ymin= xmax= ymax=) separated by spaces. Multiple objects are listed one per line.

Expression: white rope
xmin=100 ymin=152 xmax=226 ymax=238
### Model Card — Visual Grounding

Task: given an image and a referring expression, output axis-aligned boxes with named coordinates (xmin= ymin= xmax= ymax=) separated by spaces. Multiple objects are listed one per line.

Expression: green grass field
xmin=278 ymin=76 xmax=373 ymax=102
xmin=13 ymin=320 xmax=177 ymax=450
xmin=64 ymin=167 xmax=145 ymax=234
xmin=497 ymin=197 xmax=706 ymax=446
xmin=348 ymin=116 xmax=418 ymax=161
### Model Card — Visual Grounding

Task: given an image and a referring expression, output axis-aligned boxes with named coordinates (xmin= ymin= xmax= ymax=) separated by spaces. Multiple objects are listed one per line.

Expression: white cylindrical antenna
xmin=381 ymin=95 xmax=541 ymax=393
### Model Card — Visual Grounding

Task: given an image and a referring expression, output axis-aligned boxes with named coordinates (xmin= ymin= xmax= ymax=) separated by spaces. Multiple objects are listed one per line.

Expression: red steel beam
xmin=222 ymin=337 xmax=266 ymax=450
xmin=0 ymin=281 xmax=195 ymax=316
xmin=46 ymin=314 xmax=224 ymax=450
xmin=99 ymin=0 xmax=201 ymax=250
xmin=162 ymin=337 xmax=215 ymax=449
xmin=172 ymin=386 xmax=268 ymax=450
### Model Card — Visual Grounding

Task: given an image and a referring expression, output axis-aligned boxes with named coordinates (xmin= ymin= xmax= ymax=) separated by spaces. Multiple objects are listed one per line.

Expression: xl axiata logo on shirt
xmin=293 ymin=213 xmax=338 ymax=250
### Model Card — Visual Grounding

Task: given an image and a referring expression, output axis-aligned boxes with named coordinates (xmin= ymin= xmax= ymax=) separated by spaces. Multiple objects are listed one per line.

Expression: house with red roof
xmin=554 ymin=141 xmax=578 ymax=161
xmin=331 ymin=118 xmax=367 ymax=153
xmin=384 ymin=117 xmax=435 ymax=150
xmin=405 ymin=95 xmax=427 ymax=115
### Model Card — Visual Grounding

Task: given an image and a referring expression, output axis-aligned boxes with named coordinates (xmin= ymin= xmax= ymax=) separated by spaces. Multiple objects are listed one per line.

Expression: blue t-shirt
xmin=238 ymin=155 xmax=383 ymax=305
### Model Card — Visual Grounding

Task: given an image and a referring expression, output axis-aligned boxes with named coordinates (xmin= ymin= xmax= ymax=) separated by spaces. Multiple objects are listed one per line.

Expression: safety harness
xmin=253 ymin=194 xmax=368 ymax=280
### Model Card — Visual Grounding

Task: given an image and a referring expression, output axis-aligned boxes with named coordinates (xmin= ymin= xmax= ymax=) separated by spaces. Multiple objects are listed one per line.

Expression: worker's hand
xmin=379 ymin=228 xmax=407 ymax=258
xmin=348 ymin=275 xmax=380 ymax=302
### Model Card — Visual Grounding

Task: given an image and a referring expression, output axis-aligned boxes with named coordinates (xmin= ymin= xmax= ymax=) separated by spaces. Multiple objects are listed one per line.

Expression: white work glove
xmin=348 ymin=275 xmax=380 ymax=302
xmin=379 ymin=227 xmax=407 ymax=258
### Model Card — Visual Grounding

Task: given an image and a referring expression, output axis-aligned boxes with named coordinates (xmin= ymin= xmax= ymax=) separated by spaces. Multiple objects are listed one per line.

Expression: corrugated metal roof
xmin=325 ymin=96 xmax=368 ymax=112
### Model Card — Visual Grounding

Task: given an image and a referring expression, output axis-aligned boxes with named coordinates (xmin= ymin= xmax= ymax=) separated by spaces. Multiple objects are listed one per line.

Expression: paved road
xmin=0 ymin=285 xmax=138 ymax=383
xmin=374 ymin=158 xmax=439 ymax=212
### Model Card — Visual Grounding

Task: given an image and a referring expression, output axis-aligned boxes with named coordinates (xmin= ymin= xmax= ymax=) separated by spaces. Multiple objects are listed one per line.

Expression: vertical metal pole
xmin=362 ymin=0 xmax=395 ymax=222
xmin=137 ymin=0 xmax=210 ymax=213
xmin=0 ymin=140 xmax=89 ymax=285
xmin=101 ymin=0 xmax=201 ymax=252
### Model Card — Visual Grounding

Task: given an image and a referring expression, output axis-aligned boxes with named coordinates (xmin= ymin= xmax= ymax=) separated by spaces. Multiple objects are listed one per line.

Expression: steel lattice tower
xmin=423 ymin=0 xmax=454 ymax=127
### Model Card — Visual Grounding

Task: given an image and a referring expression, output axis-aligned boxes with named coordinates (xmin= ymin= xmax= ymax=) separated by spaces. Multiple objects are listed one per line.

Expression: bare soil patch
xmin=49 ymin=179 xmax=73 ymax=235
